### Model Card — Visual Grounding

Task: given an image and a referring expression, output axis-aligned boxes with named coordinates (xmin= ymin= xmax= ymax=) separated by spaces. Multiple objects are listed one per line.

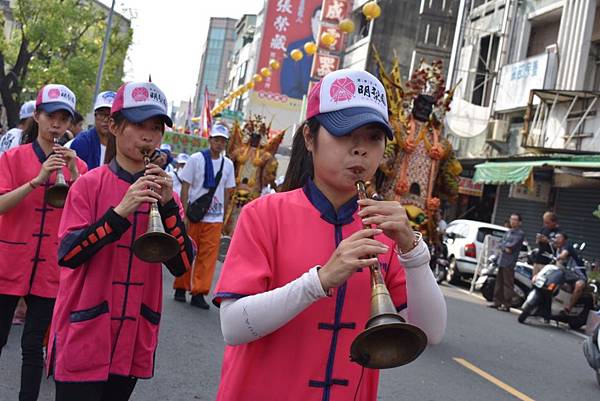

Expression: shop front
xmin=474 ymin=155 xmax=600 ymax=261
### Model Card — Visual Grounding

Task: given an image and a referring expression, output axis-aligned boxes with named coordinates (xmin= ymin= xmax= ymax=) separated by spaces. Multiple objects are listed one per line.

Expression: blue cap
xmin=112 ymin=82 xmax=173 ymax=127
xmin=315 ymin=107 xmax=393 ymax=139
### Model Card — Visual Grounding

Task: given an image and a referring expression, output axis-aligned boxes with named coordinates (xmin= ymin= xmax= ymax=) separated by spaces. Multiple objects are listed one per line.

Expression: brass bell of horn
xmin=45 ymin=138 xmax=70 ymax=208
xmin=132 ymin=150 xmax=180 ymax=263
xmin=349 ymin=180 xmax=428 ymax=369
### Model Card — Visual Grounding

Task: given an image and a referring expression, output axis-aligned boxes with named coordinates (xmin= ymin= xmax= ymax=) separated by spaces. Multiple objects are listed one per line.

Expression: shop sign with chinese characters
xmin=458 ymin=177 xmax=484 ymax=197
xmin=509 ymin=181 xmax=551 ymax=203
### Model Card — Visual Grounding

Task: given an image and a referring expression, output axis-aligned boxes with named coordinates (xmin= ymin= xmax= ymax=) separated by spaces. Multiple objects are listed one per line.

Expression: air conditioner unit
xmin=486 ymin=119 xmax=509 ymax=142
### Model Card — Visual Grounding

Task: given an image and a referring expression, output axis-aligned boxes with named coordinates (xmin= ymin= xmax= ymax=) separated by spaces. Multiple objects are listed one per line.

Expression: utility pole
xmin=92 ymin=0 xmax=116 ymax=112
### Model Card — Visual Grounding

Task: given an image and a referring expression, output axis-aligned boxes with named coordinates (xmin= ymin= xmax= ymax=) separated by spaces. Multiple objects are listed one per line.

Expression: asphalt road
xmin=0 ymin=267 xmax=597 ymax=401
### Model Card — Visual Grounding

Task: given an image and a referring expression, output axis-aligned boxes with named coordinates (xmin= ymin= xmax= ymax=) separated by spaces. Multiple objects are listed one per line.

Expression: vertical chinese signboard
xmin=310 ymin=0 xmax=352 ymax=81
xmin=248 ymin=0 xmax=323 ymax=131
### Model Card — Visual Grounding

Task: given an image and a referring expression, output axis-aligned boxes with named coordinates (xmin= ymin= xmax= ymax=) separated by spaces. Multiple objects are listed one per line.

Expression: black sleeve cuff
xmin=157 ymin=198 xmax=179 ymax=216
xmin=106 ymin=208 xmax=132 ymax=235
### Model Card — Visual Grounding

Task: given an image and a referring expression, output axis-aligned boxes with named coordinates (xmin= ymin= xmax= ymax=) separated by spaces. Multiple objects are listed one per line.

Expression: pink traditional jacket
xmin=0 ymin=142 xmax=87 ymax=298
xmin=47 ymin=160 xmax=194 ymax=382
xmin=213 ymin=178 xmax=408 ymax=401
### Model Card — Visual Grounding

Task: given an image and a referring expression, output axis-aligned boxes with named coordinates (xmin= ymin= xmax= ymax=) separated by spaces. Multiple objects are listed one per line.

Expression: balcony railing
xmin=521 ymin=89 xmax=600 ymax=152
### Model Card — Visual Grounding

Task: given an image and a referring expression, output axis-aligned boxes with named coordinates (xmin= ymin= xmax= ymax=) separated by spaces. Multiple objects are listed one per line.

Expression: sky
xmin=99 ymin=0 xmax=265 ymax=107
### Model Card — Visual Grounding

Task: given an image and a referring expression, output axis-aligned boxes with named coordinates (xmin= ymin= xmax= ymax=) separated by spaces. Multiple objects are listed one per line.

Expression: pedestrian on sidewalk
xmin=212 ymin=69 xmax=447 ymax=401
xmin=67 ymin=91 xmax=116 ymax=170
xmin=175 ymin=124 xmax=235 ymax=308
xmin=0 ymin=84 xmax=86 ymax=401
xmin=490 ymin=213 xmax=525 ymax=312
xmin=47 ymin=82 xmax=194 ymax=401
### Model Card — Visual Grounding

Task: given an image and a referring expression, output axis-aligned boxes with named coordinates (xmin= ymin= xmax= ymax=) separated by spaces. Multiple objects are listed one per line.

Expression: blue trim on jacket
xmin=303 ymin=178 xmax=358 ymax=401
xmin=70 ymin=127 xmax=101 ymax=170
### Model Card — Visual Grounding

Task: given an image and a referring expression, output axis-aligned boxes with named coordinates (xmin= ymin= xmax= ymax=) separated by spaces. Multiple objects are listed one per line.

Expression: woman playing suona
xmin=47 ymin=82 xmax=195 ymax=401
xmin=0 ymin=84 xmax=87 ymax=401
xmin=213 ymin=69 xmax=447 ymax=401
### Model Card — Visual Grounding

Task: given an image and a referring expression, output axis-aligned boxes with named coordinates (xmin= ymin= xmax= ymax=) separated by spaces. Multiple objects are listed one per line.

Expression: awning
xmin=473 ymin=155 xmax=600 ymax=185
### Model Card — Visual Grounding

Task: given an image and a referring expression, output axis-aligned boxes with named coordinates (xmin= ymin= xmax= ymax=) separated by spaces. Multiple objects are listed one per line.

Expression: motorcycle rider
xmin=533 ymin=212 xmax=562 ymax=278
xmin=554 ymin=232 xmax=586 ymax=313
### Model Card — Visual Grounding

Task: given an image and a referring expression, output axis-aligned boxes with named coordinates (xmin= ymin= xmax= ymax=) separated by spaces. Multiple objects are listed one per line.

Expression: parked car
xmin=443 ymin=219 xmax=509 ymax=285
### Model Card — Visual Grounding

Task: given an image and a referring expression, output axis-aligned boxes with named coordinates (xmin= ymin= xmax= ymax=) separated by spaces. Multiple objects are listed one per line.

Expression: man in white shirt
xmin=174 ymin=124 xmax=236 ymax=308
xmin=168 ymin=153 xmax=189 ymax=197
xmin=0 ymin=100 xmax=35 ymax=154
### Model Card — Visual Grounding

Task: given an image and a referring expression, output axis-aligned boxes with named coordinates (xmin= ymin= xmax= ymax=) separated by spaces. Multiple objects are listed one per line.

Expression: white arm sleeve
xmin=219 ymin=266 xmax=328 ymax=345
xmin=220 ymin=240 xmax=447 ymax=346
xmin=397 ymin=240 xmax=447 ymax=344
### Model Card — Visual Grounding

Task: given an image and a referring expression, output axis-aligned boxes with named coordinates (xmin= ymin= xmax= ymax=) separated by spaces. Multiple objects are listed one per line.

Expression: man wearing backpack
xmin=176 ymin=124 xmax=236 ymax=308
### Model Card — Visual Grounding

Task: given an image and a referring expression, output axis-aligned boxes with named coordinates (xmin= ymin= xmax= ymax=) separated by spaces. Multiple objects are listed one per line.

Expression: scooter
xmin=429 ymin=241 xmax=449 ymax=285
xmin=583 ymin=323 xmax=600 ymax=387
xmin=518 ymin=246 xmax=594 ymax=330
xmin=476 ymin=254 xmax=533 ymax=308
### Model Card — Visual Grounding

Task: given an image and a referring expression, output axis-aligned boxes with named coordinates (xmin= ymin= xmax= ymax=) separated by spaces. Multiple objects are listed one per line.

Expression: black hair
xmin=511 ymin=212 xmax=522 ymax=221
xmin=312 ymin=5 xmax=322 ymax=17
xmin=104 ymin=111 xmax=126 ymax=164
xmin=281 ymin=118 xmax=320 ymax=191
xmin=73 ymin=111 xmax=84 ymax=124
xmin=556 ymin=232 xmax=568 ymax=240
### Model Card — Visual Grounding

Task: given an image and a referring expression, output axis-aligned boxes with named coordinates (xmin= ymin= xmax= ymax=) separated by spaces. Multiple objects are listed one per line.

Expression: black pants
xmin=0 ymin=293 xmax=55 ymax=401
xmin=55 ymin=375 xmax=138 ymax=401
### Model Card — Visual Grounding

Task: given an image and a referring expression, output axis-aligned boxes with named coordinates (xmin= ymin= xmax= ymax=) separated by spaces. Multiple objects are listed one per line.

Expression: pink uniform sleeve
xmin=384 ymin=251 xmax=408 ymax=311
xmin=58 ymin=175 xmax=94 ymax=239
xmin=213 ymin=202 xmax=274 ymax=305
xmin=0 ymin=153 xmax=15 ymax=195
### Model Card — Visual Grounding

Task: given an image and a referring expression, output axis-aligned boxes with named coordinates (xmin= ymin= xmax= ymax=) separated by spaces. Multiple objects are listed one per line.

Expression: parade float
xmin=373 ymin=51 xmax=463 ymax=243
xmin=222 ymin=114 xmax=285 ymax=237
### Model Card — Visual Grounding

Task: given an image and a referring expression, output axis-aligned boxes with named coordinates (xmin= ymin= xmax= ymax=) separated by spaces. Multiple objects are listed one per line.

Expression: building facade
xmin=223 ymin=14 xmax=258 ymax=122
xmin=447 ymin=0 xmax=600 ymax=261
xmin=343 ymin=0 xmax=460 ymax=81
xmin=192 ymin=17 xmax=237 ymax=118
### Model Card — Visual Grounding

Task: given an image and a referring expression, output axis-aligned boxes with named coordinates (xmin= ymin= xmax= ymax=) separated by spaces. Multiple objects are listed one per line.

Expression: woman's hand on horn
xmin=318 ymin=228 xmax=388 ymax=292
xmin=114 ymin=176 xmax=161 ymax=218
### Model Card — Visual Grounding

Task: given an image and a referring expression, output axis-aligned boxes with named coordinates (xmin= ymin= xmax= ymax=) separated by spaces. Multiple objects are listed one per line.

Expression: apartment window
xmin=527 ymin=19 xmax=560 ymax=57
xmin=347 ymin=9 xmax=369 ymax=46
xmin=588 ymin=42 xmax=600 ymax=91
xmin=211 ymin=28 xmax=226 ymax=40
xmin=471 ymin=0 xmax=492 ymax=11
xmin=238 ymin=61 xmax=248 ymax=85
xmin=472 ymin=34 xmax=499 ymax=107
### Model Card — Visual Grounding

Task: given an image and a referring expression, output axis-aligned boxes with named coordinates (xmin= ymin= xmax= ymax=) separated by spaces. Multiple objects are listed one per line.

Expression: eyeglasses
xmin=95 ymin=112 xmax=111 ymax=121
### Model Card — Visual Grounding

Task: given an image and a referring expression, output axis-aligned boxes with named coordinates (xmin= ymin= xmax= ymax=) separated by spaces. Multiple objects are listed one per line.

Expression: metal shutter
xmin=492 ymin=185 xmax=551 ymax=247
xmin=554 ymin=187 xmax=600 ymax=262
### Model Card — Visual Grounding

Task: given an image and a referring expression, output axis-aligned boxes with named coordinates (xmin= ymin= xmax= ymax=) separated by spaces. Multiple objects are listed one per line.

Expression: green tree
xmin=0 ymin=0 xmax=132 ymax=127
